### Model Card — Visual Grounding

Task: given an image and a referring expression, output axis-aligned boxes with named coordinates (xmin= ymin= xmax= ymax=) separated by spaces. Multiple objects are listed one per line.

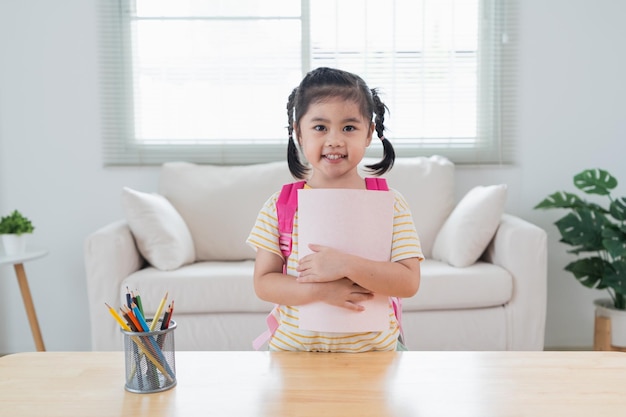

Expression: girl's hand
xmin=317 ymin=278 xmax=373 ymax=311
xmin=297 ymin=244 xmax=349 ymax=283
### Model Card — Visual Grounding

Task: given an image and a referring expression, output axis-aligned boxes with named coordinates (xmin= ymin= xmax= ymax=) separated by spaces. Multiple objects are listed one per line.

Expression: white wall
xmin=0 ymin=0 xmax=624 ymax=352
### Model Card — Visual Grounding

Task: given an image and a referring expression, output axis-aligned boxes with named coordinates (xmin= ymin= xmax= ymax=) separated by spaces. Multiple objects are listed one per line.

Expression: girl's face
xmin=296 ymin=97 xmax=374 ymax=188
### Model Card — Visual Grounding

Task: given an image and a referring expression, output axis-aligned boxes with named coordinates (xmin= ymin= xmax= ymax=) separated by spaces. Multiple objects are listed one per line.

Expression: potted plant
xmin=535 ymin=168 xmax=626 ymax=347
xmin=0 ymin=209 xmax=35 ymax=255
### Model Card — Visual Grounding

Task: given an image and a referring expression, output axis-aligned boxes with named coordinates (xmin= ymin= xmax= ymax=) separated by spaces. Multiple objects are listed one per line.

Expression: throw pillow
xmin=362 ymin=155 xmax=455 ymax=259
xmin=431 ymin=184 xmax=507 ymax=267
xmin=121 ymin=187 xmax=195 ymax=271
xmin=158 ymin=161 xmax=293 ymax=262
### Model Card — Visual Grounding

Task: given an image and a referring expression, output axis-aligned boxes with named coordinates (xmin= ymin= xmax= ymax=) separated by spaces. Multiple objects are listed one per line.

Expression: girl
xmin=247 ymin=67 xmax=423 ymax=352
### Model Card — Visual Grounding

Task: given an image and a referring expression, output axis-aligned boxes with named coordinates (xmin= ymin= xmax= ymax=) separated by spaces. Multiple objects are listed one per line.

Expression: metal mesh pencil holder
xmin=121 ymin=319 xmax=177 ymax=393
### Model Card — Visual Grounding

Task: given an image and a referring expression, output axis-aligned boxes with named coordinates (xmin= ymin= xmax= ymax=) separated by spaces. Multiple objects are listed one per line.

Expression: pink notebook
xmin=297 ymin=188 xmax=394 ymax=333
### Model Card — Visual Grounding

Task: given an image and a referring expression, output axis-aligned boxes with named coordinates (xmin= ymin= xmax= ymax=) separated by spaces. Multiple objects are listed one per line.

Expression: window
xmin=99 ymin=0 xmax=517 ymax=165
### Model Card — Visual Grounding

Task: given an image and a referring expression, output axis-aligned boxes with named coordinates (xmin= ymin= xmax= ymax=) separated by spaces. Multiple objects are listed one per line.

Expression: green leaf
xmin=555 ymin=209 xmax=607 ymax=253
xmin=602 ymin=259 xmax=626 ymax=299
xmin=534 ymin=191 xmax=583 ymax=210
xmin=603 ymin=226 xmax=626 ymax=259
xmin=573 ymin=169 xmax=617 ymax=196
xmin=565 ymin=257 xmax=610 ymax=289
xmin=610 ymin=197 xmax=626 ymax=221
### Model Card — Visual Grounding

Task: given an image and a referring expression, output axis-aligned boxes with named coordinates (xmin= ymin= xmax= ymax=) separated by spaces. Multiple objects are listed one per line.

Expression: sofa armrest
xmin=84 ymin=220 xmax=145 ymax=351
xmin=483 ymin=213 xmax=547 ymax=350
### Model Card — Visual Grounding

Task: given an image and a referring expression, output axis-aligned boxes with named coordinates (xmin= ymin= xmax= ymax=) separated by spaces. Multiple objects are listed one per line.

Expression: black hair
xmin=286 ymin=67 xmax=395 ymax=179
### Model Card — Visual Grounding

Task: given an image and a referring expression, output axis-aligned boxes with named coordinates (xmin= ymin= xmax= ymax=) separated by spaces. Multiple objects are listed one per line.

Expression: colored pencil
xmin=122 ymin=305 xmax=142 ymax=332
xmin=160 ymin=305 xmax=171 ymax=330
xmin=134 ymin=290 xmax=145 ymax=316
xmin=121 ymin=309 xmax=139 ymax=332
xmin=164 ymin=300 xmax=174 ymax=328
xmin=150 ymin=291 xmax=169 ymax=331
xmin=105 ymin=303 xmax=131 ymax=332
xmin=131 ymin=303 xmax=150 ymax=332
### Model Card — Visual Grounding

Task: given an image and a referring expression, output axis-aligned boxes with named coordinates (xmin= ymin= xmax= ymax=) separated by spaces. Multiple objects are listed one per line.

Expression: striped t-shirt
xmin=247 ymin=186 xmax=423 ymax=352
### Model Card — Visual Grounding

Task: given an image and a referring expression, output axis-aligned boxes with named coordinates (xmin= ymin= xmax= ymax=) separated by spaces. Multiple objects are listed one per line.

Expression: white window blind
xmin=99 ymin=0 xmax=517 ymax=166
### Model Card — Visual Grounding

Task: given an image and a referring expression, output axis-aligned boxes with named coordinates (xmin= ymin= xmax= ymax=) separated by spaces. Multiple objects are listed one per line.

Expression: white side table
xmin=0 ymin=248 xmax=48 ymax=351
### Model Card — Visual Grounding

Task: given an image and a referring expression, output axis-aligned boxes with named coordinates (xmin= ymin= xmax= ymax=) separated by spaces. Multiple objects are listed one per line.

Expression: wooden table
xmin=1 ymin=351 xmax=626 ymax=416
xmin=0 ymin=248 xmax=48 ymax=351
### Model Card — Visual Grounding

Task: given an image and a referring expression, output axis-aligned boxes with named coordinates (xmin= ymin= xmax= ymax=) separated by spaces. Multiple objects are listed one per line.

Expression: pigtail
xmin=365 ymin=88 xmax=396 ymax=176
xmin=286 ymin=87 xmax=309 ymax=179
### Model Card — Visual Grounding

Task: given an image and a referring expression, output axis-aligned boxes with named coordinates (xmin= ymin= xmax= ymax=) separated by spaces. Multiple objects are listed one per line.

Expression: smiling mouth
xmin=323 ymin=154 xmax=346 ymax=160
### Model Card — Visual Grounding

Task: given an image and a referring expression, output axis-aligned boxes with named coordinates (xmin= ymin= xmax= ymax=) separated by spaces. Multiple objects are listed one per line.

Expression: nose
xmin=325 ymin=129 xmax=344 ymax=147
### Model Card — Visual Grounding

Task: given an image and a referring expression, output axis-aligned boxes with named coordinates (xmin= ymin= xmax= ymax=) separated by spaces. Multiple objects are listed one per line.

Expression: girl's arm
xmin=296 ymin=244 xmax=421 ymax=298
xmin=253 ymin=248 xmax=374 ymax=311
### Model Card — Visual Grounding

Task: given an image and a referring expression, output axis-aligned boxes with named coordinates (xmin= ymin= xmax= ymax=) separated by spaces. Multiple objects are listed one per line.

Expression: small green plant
xmin=535 ymin=169 xmax=626 ymax=310
xmin=0 ymin=210 xmax=35 ymax=235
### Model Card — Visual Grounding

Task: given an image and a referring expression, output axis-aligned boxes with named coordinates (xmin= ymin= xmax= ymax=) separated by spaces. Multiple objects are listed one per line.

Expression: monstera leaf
xmin=535 ymin=191 xmax=583 ymax=210
xmin=565 ymin=257 xmax=610 ymax=289
xmin=610 ymin=197 xmax=626 ymax=221
xmin=554 ymin=209 xmax=607 ymax=253
xmin=603 ymin=226 xmax=626 ymax=259
xmin=574 ymin=169 xmax=617 ymax=196
xmin=535 ymin=191 xmax=607 ymax=213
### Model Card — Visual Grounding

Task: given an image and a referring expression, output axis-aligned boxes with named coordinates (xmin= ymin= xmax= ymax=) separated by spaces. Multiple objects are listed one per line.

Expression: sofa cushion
xmin=403 ymin=259 xmax=513 ymax=311
xmin=121 ymin=261 xmax=274 ymax=315
xmin=122 ymin=259 xmax=511 ymax=316
xmin=121 ymin=187 xmax=195 ymax=271
xmin=432 ymin=184 xmax=507 ymax=267
xmin=364 ymin=155 xmax=455 ymax=258
xmin=159 ymin=161 xmax=294 ymax=261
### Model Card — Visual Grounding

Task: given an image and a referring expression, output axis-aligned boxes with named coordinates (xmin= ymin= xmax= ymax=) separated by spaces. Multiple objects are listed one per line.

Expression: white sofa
xmin=84 ymin=156 xmax=547 ymax=351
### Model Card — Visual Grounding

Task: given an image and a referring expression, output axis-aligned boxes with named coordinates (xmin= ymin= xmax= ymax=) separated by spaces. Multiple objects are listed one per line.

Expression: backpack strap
xmin=365 ymin=177 xmax=389 ymax=191
xmin=276 ymin=181 xmax=306 ymax=259
xmin=391 ymin=297 xmax=405 ymax=345
xmin=252 ymin=305 xmax=280 ymax=350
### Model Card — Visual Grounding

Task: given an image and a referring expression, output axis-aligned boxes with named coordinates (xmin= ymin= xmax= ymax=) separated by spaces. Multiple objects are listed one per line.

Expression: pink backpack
xmin=252 ymin=179 xmax=404 ymax=350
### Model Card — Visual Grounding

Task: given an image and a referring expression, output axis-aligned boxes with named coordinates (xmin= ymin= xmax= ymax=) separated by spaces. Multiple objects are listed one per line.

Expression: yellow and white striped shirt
xmin=247 ymin=187 xmax=423 ymax=352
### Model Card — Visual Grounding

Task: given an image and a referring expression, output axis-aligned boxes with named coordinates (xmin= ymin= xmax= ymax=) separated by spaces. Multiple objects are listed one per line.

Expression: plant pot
xmin=594 ymin=298 xmax=626 ymax=348
xmin=1 ymin=234 xmax=28 ymax=256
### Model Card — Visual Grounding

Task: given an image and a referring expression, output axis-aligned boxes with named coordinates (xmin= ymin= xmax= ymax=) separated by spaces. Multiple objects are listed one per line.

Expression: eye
xmin=314 ymin=125 xmax=326 ymax=132
xmin=343 ymin=125 xmax=356 ymax=132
